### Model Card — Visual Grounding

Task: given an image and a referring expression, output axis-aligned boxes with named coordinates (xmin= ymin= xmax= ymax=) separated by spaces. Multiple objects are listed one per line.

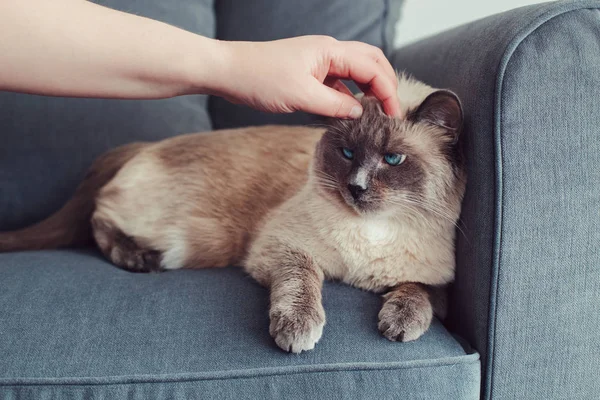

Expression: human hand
xmin=209 ymin=36 xmax=402 ymax=119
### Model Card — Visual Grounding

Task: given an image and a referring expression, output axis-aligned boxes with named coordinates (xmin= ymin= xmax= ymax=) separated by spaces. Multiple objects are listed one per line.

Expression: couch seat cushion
xmin=0 ymin=250 xmax=479 ymax=399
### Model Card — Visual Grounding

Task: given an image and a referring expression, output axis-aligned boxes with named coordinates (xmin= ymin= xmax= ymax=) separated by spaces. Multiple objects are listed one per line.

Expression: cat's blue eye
xmin=384 ymin=153 xmax=406 ymax=166
xmin=341 ymin=148 xmax=354 ymax=160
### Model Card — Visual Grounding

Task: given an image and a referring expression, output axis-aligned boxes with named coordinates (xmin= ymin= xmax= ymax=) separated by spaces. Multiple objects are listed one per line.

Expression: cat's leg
xmin=91 ymin=216 xmax=163 ymax=273
xmin=246 ymin=246 xmax=326 ymax=353
xmin=378 ymin=283 xmax=447 ymax=342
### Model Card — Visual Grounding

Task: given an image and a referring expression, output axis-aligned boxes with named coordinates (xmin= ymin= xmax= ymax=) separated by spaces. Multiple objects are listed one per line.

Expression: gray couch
xmin=1 ymin=1 xmax=598 ymax=399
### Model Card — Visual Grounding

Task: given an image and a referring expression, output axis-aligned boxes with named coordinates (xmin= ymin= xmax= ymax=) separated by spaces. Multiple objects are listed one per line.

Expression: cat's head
xmin=312 ymin=80 xmax=466 ymax=221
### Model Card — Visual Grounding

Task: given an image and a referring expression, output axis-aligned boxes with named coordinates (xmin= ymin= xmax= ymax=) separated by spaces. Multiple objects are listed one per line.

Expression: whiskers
xmin=313 ymin=170 xmax=339 ymax=192
xmin=386 ymin=195 xmax=469 ymax=242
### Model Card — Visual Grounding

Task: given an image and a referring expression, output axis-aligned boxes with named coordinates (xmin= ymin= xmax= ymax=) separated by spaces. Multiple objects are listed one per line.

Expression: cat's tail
xmin=0 ymin=142 xmax=148 ymax=252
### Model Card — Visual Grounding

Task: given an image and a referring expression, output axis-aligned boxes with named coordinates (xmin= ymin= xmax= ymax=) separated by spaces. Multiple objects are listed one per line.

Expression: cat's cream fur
xmin=246 ymin=182 xmax=456 ymax=292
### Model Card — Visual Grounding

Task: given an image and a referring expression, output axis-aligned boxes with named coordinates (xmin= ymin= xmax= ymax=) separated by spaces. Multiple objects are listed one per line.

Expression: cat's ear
xmin=409 ymin=90 xmax=463 ymax=142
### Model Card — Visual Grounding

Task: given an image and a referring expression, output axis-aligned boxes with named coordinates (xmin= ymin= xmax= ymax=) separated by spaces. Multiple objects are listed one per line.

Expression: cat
xmin=0 ymin=74 xmax=466 ymax=353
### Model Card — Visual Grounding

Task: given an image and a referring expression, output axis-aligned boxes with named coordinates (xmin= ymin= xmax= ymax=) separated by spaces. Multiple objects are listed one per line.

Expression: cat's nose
xmin=347 ymin=183 xmax=367 ymax=200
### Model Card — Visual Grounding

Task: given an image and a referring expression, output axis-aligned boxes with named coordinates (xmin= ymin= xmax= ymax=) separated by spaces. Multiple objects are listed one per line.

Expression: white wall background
xmin=394 ymin=0 xmax=549 ymax=48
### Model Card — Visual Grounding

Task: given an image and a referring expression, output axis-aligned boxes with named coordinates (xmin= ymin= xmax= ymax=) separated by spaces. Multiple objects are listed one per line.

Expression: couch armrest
xmin=391 ymin=1 xmax=600 ymax=399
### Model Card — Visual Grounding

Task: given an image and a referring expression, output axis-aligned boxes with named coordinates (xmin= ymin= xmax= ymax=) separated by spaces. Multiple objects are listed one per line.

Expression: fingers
xmin=329 ymin=41 xmax=402 ymax=118
xmin=345 ymin=41 xmax=397 ymax=87
xmin=300 ymin=79 xmax=363 ymax=119
xmin=323 ymin=76 xmax=354 ymax=97
xmin=356 ymin=62 xmax=401 ymax=118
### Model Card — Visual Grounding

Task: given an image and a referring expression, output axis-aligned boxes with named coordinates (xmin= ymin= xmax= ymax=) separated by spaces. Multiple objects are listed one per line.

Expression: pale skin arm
xmin=0 ymin=0 xmax=402 ymax=119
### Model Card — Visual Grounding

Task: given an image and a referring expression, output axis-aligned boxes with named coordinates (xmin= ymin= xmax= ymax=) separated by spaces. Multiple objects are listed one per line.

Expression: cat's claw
xmin=269 ymin=306 xmax=325 ymax=353
xmin=377 ymin=297 xmax=433 ymax=342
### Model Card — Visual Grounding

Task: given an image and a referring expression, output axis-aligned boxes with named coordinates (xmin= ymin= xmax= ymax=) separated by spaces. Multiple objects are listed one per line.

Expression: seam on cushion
xmin=487 ymin=2 xmax=600 ymax=400
xmin=0 ymin=353 xmax=479 ymax=387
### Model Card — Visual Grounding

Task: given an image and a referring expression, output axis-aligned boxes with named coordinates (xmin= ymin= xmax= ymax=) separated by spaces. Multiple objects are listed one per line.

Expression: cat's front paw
xmin=269 ymin=304 xmax=325 ymax=353
xmin=378 ymin=294 xmax=433 ymax=342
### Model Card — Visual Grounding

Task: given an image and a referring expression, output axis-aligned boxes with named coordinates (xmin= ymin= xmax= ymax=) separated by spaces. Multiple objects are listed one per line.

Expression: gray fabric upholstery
xmin=391 ymin=1 xmax=600 ymax=399
xmin=0 ymin=0 xmax=215 ymax=231
xmin=209 ymin=0 xmax=404 ymax=129
xmin=0 ymin=250 xmax=480 ymax=399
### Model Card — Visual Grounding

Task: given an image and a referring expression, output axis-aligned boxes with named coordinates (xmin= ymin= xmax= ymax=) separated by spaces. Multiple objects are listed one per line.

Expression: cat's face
xmin=313 ymin=91 xmax=465 ymax=218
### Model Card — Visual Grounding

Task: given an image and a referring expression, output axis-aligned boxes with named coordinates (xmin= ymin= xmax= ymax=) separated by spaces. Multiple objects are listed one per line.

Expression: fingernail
xmin=349 ymin=105 xmax=363 ymax=118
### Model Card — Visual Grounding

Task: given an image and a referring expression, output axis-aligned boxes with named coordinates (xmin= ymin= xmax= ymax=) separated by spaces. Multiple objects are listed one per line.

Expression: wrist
xmin=180 ymin=36 xmax=234 ymax=97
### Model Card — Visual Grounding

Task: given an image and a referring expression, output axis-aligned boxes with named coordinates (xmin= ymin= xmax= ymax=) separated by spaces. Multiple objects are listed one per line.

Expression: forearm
xmin=0 ymin=0 xmax=219 ymax=99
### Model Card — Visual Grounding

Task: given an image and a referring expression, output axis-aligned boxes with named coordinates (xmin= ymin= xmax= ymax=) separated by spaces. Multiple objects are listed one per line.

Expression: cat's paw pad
xmin=378 ymin=297 xmax=433 ymax=342
xmin=269 ymin=305 xmax=325 ymax=353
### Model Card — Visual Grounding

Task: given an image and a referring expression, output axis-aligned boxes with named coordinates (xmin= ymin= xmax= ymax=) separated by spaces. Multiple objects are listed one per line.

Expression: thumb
xmin=300 ymin=81 xmax=363 ymax=119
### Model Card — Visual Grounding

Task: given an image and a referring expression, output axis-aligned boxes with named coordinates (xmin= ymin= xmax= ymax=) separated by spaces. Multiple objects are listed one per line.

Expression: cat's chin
xmin=349 ymin=202 xmax=380 ymax=216
xmin=314 ymin=183 xmax=381 ymax=216
xmin=341 ymin=194 xmax=380 ymax=216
